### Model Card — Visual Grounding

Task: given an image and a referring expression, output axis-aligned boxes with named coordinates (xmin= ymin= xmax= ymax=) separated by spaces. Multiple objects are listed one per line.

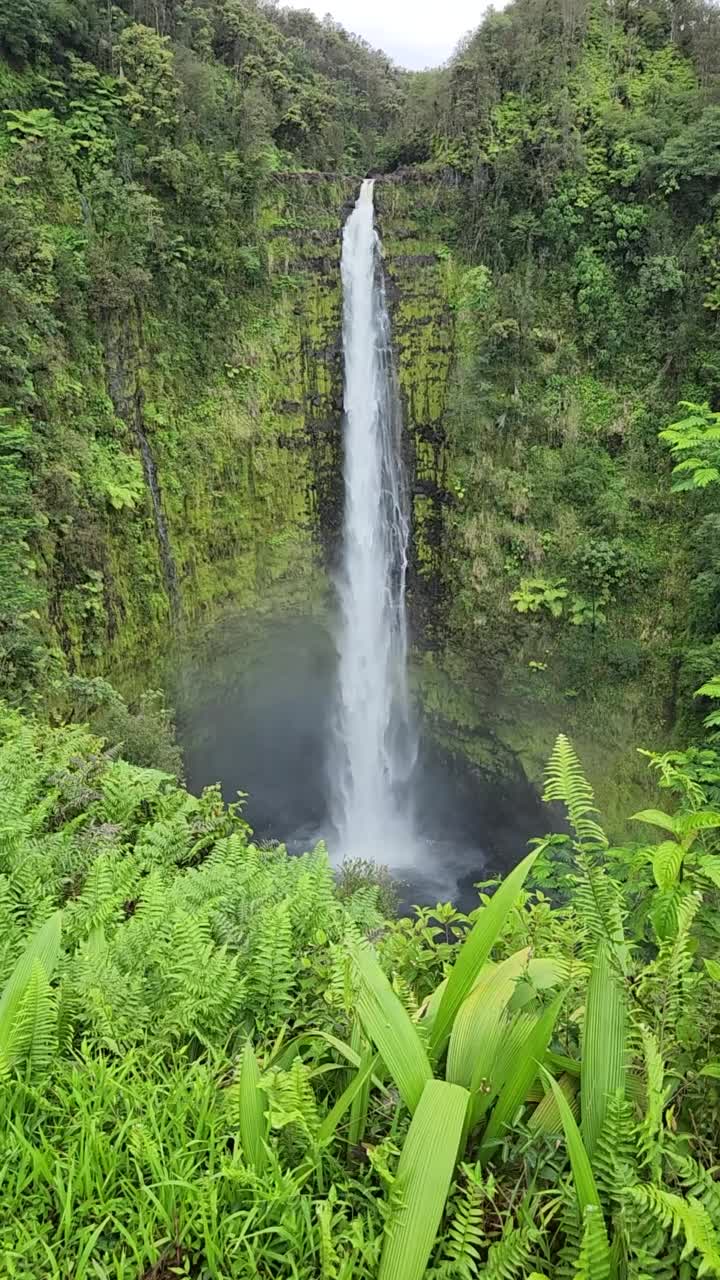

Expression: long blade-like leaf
xmin=582 ymin=940 xmax=626 ymax=1159
xmin=238 ymin=1041 xmax=268 ymax=1172
xmin=479 ymin=993 xmax=563 ymax=1163
xmin=0 ymin=911 xmax=62 ymax=1058
xmin=352 ymin=942 xmax=432 ymax=1114
xmin=378 ymin=1079 xmax=469 ymax=1280
xmin=542 ymin=1070 xmax=601 ymax=1215
xmin=446 ymin=948 xmax=530 ymax=1087
xmin=430 ymin=851 xmax=538 ymax=1057
xmin=528 ymin=1072 xmax=578 ymax=1135
xmin=318 ymin=1049 xmax=378 ymax=1146
xmin=349 ymin=1019 xmax=372 ymax=1147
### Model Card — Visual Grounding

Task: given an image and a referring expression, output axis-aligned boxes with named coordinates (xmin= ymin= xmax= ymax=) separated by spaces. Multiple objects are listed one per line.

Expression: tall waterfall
xmin=333 ymin=179 xmax=417 ymax=863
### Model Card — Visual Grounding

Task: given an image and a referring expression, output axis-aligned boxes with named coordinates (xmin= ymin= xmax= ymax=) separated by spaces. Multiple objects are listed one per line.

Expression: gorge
xmin=3 ymin=1 xmax=720 ymax=1273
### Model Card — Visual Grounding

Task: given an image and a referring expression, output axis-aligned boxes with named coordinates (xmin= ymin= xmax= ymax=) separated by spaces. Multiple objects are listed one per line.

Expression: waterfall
xmin=332 ymin=179 xmax=418 ymax=864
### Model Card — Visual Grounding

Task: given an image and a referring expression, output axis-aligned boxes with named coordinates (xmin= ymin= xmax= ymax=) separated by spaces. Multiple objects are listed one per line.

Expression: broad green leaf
xmin=697 ymin=859 xmax=720 ymax=891
xmin=446 ymin=948 xmax=530 ymax=1087
xmin=348 ymin=1022 xmax=372 ymax=1146
xmin=699 ymin=1063 xmax=720 ymax=1079
xmin=508 ymin=956 xmax=565 ymax=1011
xmin=430 ymin=850 xmax=538 ymax=1057
xmin=467 ymin=1011 xmax=536 ymax=1134
xmin=630 ymin=809 xmax=678 ymax=836
xmin=582 ymin=941 xmax=626 ymax=1160
xmin=353 ymin=942 xmax=432 ymax=1114
xmin=237 ymin=1041 xmax=268 ymax=1172
xmin=479 ymin=994 xmax=563 ymax=1162
xmin=704 ymin=958 xmax=720 ymax=982
xmin=652 ymin=841 xmax=684 ymax=890
xmin=542 ymin=1070 xmax=601 ymax=1215
xmin=378 ymin=1079 xmax=468 ymax=1280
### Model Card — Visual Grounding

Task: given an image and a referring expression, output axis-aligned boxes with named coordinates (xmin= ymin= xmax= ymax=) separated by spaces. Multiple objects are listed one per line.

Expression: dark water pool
xmin=168 ymin=613 xmax=547 ymax=910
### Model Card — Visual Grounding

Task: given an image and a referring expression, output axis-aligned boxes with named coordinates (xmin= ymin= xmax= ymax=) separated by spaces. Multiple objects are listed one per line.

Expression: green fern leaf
xmin=544 ymin=736 xmax=608 ymax=849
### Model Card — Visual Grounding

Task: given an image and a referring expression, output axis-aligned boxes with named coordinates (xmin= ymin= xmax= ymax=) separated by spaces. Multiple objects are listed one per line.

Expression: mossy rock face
xmin=41 ymin=175 xmax=359 ymax=683
xmin=315 ymin=175 xmax=460 ymax=648
xmin=374 ymin=177 xmax=459 ymax=645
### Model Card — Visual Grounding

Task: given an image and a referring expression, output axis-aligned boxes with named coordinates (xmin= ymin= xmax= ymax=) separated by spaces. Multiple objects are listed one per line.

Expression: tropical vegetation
xmin=3 ymin=0 xmax=720 ymax=1274
xmin=4 ymin=710 xmax=720 ymax=1276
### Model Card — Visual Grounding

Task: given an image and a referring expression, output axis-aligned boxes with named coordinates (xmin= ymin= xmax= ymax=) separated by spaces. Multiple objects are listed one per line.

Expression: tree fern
xmin=543 ymin=736 xmax=608 ymax=850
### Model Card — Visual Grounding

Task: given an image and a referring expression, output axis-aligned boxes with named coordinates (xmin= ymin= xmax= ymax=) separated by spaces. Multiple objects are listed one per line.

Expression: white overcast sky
xmin=279 ymin=1 xmax=492 ymax=70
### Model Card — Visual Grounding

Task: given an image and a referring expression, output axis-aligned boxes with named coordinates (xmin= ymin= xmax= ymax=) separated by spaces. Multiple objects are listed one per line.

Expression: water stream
xmin=332 ymin=179 xmax=418 ymax=866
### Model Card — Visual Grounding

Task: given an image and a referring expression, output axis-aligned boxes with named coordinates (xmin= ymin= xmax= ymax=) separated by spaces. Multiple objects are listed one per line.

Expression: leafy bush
xmin=53 ymin=675 xmax=184 ymax=775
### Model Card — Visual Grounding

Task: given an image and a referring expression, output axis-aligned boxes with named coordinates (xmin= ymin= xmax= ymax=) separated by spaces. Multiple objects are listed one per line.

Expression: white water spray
xmin=333 ymin=179 xmax=418 ymax=864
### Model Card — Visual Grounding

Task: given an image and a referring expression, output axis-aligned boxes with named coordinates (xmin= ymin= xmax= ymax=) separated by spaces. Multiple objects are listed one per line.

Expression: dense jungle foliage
xmin=403 ymin=0 xmax=720 ymax=777
xmin=4 ymin=0 xmax=720 ymax=1275
xmin=6 ymin=712 xmax=720 ymax=1277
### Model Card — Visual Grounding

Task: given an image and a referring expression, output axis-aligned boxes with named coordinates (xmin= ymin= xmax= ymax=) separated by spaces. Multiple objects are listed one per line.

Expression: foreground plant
xmin=2 ymin=714 xmax=720 ymax=1276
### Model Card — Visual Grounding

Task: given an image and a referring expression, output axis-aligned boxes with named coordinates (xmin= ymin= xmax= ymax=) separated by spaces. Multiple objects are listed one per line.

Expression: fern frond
xmin=482 ymin=1219 xmax=540 ymax=1280
xmin=572 ymin=1205 xmax=610 ymax=1280
xmin=638 ymin=1025 xmax=666 ymax=1177
xmin=670 ymin=1154 xmax=720 ymax=1230
xmin=628 ymin=1184 xmax=720 ymax=1276
xmin=0 ymin=958 xmax=57 ymax=1077
xmin=248 ymin=900 xmax=295 ymax=1029
xmin=443 ymin=1168 xmax=487 ymax=1278
xmin=593 ymin=1092 xmax=639 ymax=1211
xmin=543 ymin=736 xmax=608 ymax=850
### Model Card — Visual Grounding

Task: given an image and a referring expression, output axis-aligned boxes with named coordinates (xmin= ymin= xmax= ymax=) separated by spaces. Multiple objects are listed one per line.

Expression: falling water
xmin=333 ymin=179 xmax=418 ymax=864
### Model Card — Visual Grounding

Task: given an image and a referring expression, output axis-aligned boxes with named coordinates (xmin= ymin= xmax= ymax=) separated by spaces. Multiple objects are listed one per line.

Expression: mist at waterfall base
xmin=172 ymin=614 xmax=546 ymax=911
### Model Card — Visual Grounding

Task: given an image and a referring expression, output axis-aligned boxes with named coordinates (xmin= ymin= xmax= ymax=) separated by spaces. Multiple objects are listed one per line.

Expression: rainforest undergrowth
xmin=4 ymin=708 xmax=720 ymax=1278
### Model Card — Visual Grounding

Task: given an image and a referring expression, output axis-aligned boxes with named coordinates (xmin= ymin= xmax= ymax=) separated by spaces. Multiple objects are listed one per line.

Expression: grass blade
xmin=378 ymin=1079 xmax=469 ymax=1280
xmin=582 ymin=940 xmax=626 ymax=1159
xmin=479 ymin=993 xmax=563 ymax=1163
xmin=353 ymin=942 xmax=432 ymax=1114
xmin=430 ymin=851 xmax=538 ymax=1058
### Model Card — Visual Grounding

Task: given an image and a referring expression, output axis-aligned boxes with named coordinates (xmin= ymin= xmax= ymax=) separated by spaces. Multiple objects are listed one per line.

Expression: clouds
xmin=279 ymin=0 xmax=489 ymax=69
